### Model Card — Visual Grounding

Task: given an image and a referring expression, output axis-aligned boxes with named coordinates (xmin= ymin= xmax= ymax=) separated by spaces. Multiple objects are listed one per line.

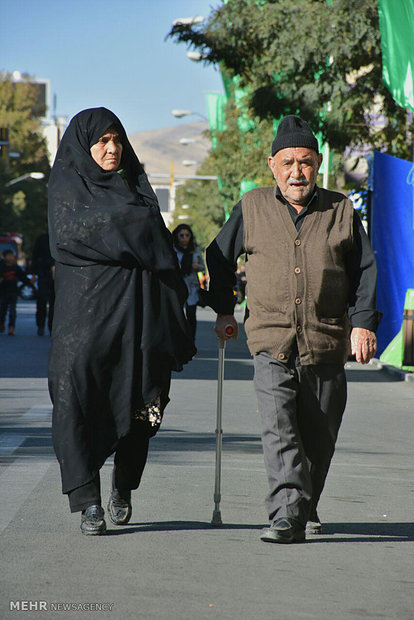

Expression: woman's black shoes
xmin=107 ymin=491 xmax=132 ymax=525
xmin=79 ymin=494 xmax=131 ymax=535
xmin=80 ymin=505 xmax=106 ymax=536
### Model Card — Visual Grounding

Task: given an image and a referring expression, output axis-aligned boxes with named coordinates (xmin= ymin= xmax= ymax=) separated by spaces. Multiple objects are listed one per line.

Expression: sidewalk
xmin=1 ymin=305 xmax=413 ymax=619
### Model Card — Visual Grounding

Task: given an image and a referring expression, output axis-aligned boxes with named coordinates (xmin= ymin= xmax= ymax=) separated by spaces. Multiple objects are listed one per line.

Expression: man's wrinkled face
xmin=268 ymin=147 xmax=322 ymax=207
xmin=90 ymin=127 xmax=123 ymax=171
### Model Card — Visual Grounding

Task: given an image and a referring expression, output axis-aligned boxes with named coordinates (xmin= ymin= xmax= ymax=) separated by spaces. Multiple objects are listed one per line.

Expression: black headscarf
xmin=49 ymin=107 xmax=177 ymax=270
xmin=52 ymin=107 xmax=156 ymax=200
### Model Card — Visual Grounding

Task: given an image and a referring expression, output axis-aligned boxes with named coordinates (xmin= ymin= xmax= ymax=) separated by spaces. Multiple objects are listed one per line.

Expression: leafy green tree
xmin=170 ymin=157 xmax=226 ymax=249
xmin=169 ymin=0 xmax=413 ymax=160
xmin=0 ymin=72 xmax=50 ymax=261
xmin=170 ymin=98 xmax=279 ymax=250
xmin=208 ymin=98 xmax=275 ymax=204
xmin=171 ymin=94 xmax=281 ymax=248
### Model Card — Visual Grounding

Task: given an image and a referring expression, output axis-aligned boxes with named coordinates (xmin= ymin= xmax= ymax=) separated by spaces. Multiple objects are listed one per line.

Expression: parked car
xmin=0 ymin=232 xmax=25 ymax=267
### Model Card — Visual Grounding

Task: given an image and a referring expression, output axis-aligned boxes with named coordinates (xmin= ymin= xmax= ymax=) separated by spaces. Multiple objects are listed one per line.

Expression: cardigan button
xmin=294 ymin=267 xmax=301 ymax=274
xmin=295 ymin=239 xmax=301 ymax=246
xmin=297 ymin=325 xmax=302 ymax=333
xmin=278 ymin=353 xmax=286 ymax=361
xmin=295 ymin=297 xmax=302 ymax=305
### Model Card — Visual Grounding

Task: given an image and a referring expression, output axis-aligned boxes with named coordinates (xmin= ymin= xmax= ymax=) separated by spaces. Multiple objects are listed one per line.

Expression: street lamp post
xmin=172 ymin=16 xmax=204 ymax=26
xmin=5 ymin=172 xmax=45 ymax=187
xmin=187 ymin=51 xmax=208 ymax=62
xmin=172 ymin=109 xmax=208 ymax=122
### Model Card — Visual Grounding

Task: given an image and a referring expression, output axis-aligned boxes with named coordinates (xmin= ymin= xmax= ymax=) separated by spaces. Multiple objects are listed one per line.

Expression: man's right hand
xmin=214 ymin=314 xmax=238 ymax=341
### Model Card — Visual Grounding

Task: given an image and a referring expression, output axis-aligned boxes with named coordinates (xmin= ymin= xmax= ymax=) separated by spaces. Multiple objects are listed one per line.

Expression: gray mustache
xmin=287 ymin=178 xmax=309 ymax=186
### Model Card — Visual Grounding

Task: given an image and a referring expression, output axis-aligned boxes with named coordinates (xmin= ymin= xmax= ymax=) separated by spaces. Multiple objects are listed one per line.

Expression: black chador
xmin=48 ymin=108 xmax=195 ymax=509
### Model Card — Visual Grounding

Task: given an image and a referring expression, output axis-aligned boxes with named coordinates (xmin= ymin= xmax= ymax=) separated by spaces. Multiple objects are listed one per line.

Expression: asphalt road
xmin=1 ymin=301 xmax=413 ymax=619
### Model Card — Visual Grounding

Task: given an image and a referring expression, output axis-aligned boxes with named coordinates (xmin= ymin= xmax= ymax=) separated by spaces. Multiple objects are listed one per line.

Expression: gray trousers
xmin=253 ymin=349 xmax=347 ymax=526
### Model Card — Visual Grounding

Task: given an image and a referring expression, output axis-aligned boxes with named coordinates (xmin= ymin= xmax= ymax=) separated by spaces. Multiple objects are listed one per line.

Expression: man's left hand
xmin=350 ymin=328 xmax=377 ymax=365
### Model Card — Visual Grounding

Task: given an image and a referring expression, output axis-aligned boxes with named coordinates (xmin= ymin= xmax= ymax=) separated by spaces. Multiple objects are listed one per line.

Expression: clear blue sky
xmin=2 ymin=0 xmax=224 ymax=134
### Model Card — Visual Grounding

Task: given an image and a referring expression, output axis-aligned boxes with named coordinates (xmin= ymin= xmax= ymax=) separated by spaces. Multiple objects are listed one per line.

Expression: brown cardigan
xmin=242 ymin=187 xmax=354 ymax=365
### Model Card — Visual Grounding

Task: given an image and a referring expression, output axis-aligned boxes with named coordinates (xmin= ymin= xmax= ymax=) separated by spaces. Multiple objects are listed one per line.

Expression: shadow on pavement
xmin=102 ymin=521 xmax=414 ymax=541
xmin=105 ymin=520 xmax=263 ymax=535
xmin=0 ymin=426 xmax=263 ymax=462
xmin=0 ymin=333 xmax=50 ymax=379
xmin=345 ymin=368 xmax=403 ymax=382
xmin=153 ymin=430 xmax=262 ymax=455
xmin=308 ymin=521 xmax=414 ymax=543
xmin=174 ymin=358 xmax=253 ymax=381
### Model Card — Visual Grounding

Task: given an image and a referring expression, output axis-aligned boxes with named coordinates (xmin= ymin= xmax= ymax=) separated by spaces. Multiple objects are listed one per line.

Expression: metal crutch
xmin=211 ymin=324 xmax=234 ymax=526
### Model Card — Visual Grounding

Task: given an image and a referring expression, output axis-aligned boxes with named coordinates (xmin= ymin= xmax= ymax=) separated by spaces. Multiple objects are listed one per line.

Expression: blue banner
xmin=372 ymin=151 xmax=414 ymax=353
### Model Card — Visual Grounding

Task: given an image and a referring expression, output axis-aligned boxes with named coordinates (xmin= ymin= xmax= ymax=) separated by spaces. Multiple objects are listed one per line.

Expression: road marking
xmin=0 ymin=404 xmax=52 ymax=456
xmin=0 ymin=433 xmax=26 ymax=456
xmin=19 ymin=404 xmax=52 ymax=422
xmin=0 ymin=404 xmax=53 ymax=534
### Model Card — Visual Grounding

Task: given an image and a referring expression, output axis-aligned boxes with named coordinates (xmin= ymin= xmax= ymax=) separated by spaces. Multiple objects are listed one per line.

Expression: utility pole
xmin=0 ymin=127 xmax=9 ymax=159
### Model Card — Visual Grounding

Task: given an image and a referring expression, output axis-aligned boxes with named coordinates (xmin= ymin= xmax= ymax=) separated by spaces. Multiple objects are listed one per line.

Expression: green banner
xmin=205 ymin=92 xmax=227 ymax=149
xmin=380 ymin=289 xmax=414 ymax=371
xmin=378 ymin=0 xmax=414 ymax=110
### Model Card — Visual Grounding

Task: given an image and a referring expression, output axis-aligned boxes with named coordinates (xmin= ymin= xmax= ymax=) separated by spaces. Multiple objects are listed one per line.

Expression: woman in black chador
xmin=48 ymin=107 xmax=195 ymax=535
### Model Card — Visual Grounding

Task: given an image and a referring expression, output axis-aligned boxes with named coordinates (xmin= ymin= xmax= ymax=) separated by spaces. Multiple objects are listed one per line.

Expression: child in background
xmin=0 ymin=250 xmax=33 ymax=335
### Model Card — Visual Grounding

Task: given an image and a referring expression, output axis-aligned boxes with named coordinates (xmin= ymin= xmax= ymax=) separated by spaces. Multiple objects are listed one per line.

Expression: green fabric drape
xmin=378 ymin=0 xmax=414 ymax=110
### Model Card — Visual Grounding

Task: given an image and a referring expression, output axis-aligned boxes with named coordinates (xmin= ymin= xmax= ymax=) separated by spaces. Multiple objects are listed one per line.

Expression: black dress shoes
xmin=80 ymin=505 xmax=106 ymax=536
xmin=107 ymin=490 xmax=132 ymax=525
xmin=260 ymin=517 xmax=305 ymax=544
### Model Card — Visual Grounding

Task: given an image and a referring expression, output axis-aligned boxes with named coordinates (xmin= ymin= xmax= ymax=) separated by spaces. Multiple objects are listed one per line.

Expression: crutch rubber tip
xmin=211 ymin=510 xmax=223 ymax=526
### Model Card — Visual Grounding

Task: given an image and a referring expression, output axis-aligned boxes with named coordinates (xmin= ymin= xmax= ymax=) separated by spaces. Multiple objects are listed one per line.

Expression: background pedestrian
xmin=31 ymin=231 xmax=55 ymax=336
xmin=0 ymin=249 xmax=33 ymax=336
xmin=172 ymin=223 xmax=206 ymax=342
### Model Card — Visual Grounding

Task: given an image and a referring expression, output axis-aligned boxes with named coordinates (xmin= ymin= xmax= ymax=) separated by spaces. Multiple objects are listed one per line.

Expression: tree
xmin=170 ymin=157 xmax=226 ymax=249
xmin=169 ymin=98 xmax=278 ymax=250
xmin=0 ymin=72 xmax=50 ymax=261
xmin=169 ymin=0 xmax=413 ymax=161
xmin=171 ymin=90 xmax=282 ymax=249
xmin=208 ymin=98 xmax=276 ymax=204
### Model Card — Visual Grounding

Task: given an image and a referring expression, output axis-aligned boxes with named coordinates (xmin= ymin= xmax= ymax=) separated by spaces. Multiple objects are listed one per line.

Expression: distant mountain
xmin=128 ymin=121 xmax=211 ymax=177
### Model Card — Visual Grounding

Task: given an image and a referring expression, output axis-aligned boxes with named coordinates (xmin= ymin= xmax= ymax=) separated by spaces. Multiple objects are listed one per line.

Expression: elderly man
xmin=206 ymin=115 xmax=380 ymax=544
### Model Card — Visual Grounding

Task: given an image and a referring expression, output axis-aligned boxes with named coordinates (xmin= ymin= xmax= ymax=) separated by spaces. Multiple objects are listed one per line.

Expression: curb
xmin=369 ymin=358 xmax=414 ymax=384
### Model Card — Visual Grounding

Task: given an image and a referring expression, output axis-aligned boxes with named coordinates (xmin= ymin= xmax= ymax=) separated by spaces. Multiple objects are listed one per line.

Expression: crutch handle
xmin=218 ymin=324 xmax=234 ymax=349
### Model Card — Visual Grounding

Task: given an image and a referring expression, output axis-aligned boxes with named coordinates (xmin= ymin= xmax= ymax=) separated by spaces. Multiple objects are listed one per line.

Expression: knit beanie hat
xmin=271 ymin=115 xmax=319 ymax=156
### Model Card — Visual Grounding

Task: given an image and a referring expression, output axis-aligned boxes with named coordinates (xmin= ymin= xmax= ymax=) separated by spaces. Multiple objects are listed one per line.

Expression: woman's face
xmin=90 ymin=128 xmax=123 ymax=171
xmin=177 ymin=229 xmax=191 ymax=248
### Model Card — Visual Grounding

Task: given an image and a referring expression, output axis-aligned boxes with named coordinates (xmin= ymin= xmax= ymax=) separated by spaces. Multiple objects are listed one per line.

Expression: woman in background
xmin=172 ymin=224 xmax=205 ymax=342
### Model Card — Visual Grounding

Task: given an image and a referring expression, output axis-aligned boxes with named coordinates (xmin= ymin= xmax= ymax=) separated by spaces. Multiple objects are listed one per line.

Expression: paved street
xmin=1 ymin=301 xmax=413 ymax=619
